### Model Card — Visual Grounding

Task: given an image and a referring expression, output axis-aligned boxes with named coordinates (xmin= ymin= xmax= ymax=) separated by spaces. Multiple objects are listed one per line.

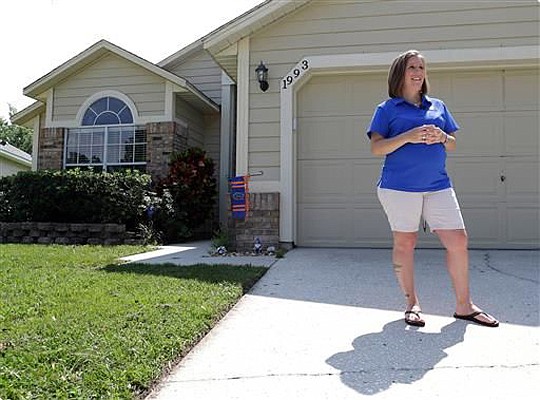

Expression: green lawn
xmin=0 ymin=244 xmax=267 ymax=399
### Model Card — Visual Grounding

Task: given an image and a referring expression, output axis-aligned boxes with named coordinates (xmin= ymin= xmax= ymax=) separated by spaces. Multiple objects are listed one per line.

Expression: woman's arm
xmin=370 ymin=126 xmax=457 ymax=156
xmin=444 ymin=133 xmax=457 ymax=151
xmin=370 ymin=126 xmax=427 ymax=156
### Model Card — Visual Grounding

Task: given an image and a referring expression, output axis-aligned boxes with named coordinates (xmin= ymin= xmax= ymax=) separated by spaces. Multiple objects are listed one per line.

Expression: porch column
xmin=219 ymin=72 xmax=236 ymax=226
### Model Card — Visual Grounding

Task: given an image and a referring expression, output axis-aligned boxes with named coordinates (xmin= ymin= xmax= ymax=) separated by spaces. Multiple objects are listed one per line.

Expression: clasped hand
xmin=408 ymin=124 xmax=445 ymax=145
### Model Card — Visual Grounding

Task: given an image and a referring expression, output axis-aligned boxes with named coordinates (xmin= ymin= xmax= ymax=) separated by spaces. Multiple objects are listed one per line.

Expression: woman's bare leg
xmin=392 ymin=231 xmax=422 ymax=322
xmin=436 ymin=229 xmax=498 ymax=325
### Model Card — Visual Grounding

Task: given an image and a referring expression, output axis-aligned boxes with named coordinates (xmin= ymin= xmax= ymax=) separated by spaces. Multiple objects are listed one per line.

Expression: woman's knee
xmin=393 ymin=232 xmax=418 ymax=252
xmin=439 ymin=229 xmax=468 ymax=251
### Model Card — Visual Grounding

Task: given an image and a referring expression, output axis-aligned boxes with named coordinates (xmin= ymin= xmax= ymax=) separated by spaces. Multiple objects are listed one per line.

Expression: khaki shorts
xmin=377 ymin=187 xmax=466 ymax=233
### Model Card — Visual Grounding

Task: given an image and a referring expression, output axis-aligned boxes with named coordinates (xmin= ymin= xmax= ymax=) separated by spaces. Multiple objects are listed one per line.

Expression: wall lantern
xmin=255 ymin=61 xmax=269 ymax=92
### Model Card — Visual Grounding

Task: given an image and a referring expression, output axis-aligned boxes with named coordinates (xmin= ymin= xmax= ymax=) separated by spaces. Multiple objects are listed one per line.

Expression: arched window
xmin=82 ymin=96 xmax=133 ymax=126
xmin=65 ymin=96 xmax=145 ymax=172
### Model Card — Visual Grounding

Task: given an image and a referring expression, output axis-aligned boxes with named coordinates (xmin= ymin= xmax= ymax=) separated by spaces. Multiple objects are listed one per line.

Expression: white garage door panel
xmin=298 ymin=160 xmax=354 ymax=200
xmin=448 ymin=159 xmax=502 ymax=198
xmin=504 ymin=70 xmax=539 ymax=110
xmin=351 ymin=77 xmax=387 ymax=110
xmin=296 ymin=69 xmax=539 ymax=249
xmin=351 ymin=161 xmax=383 ymax=199
xmin=503 ymin=112 xmax=539 ymax=155
xmin=507 ymin=207 xmax=540 ymax=246
xmin=452 ymin=113 xmax=503 ymax=155
xmin=446 ymin=72 xmax=503 ymax=112
xmin=298 ymin=117 xmax=361 ymax=158
xmin=298 ymin=160 xmax=381 ymax=199
xmin=298 ymin=207 xmax=352 ymax=245
xmin=504 ymin=156 xmax=539 ymax=199
xmin=351 ymin=207 xmax=392 ymax=244
xmin=298 ymin=206 xmax=392 ymax=247
xmin=298 ymin=77 xmax=355 ymax=117
xmin=460 ymin=206 xmax=503 ymax=246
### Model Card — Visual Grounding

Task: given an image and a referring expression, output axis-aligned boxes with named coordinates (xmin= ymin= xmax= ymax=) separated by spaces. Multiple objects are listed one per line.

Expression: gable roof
xmin=203 ymin=0 xmax=310 ymax=55
xmin=158 ymin=39 xmax=204 ymax=69
xmin=11 ymin=101 xmax=45 ymax=127
xmin=157 ymin=1 xmax=277 ymax=69
xmin=17 ymin=0 xmax=310 ymax=123
xmin=0 ymin=140 xmax=32 ymax=167
xmin=23 ymin=39 xmax=218 ymax=112
xmin=203 ymin=0 xmax=311 ymax=80
xmin=158 ymin=0 xmax=311 ymax=79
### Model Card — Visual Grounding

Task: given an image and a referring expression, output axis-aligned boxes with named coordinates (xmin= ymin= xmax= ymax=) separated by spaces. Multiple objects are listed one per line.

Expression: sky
xmin=0 ymin=0 xmax=264 ymax=121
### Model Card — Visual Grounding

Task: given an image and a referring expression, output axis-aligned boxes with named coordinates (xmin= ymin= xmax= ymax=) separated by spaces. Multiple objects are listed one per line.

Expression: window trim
xmin=76 ymin=90 xmax=139 ymax=126
xmin=64 ymin=125 xmax=147 ymax=171
xmin=66 ymin=93 xmax=146 ymax=172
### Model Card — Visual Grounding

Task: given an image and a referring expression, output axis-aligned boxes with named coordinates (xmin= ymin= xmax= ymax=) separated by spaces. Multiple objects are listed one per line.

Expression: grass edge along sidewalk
xmin=0 ymin=244 xmax=268 ymax=400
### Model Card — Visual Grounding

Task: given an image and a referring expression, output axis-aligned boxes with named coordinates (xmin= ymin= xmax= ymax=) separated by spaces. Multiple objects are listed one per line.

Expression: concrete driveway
xmin=142 ymin=243 xmax=539 ymax=400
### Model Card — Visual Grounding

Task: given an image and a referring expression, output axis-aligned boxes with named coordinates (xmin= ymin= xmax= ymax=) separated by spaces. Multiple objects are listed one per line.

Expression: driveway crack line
xmin=478 ymin=253 xmax=539 ymax=284
xmin=167 ymin=363 xmax=539 ymax=383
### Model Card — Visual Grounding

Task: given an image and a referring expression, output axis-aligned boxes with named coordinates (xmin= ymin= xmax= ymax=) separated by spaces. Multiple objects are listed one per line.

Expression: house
xmin=0 ymin=140 xmax=32 ymax=176
xmin=13 ymin=0 xmax=539 ymax=250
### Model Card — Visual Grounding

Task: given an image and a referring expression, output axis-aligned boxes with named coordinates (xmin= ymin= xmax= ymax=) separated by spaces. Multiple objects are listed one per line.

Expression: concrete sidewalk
xmin=121 ymin=240 xmax=277 ymax=268
xmin=144 ymin=245 xmax=539 ymax=400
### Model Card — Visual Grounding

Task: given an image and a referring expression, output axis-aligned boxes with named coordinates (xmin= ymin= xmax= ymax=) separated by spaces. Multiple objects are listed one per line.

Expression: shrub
xmin=153 ymin=148 xmax=217 ymax=242
xmin=0 ymin=169 xmax=151 ymax=230
xmin=211 ymin=227 xmax=230 ymax=250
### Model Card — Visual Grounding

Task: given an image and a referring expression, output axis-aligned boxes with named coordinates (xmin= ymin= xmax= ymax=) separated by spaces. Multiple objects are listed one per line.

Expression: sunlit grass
xmin=0 ymin=244 xmax=267 ymax=399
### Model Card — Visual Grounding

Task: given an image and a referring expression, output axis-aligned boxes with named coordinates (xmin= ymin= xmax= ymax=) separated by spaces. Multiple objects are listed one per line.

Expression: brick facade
xmin=146 ymin=121 xmax=188 ymax=181
xmin=228 ymin=192 xmax=280 ymax=252
xmin=37 ymin=122 xmax=188 ymax=182
xmin=38 ymin=127 xmax=64 ymax=170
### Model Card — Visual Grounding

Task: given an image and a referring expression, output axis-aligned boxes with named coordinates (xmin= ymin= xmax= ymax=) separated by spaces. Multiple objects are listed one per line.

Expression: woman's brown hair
xmin=387 ymin=50 xmax=430 ymax=98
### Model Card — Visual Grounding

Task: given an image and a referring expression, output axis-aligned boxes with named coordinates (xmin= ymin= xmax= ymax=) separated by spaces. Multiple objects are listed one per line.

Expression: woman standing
xmin=367 ymin=50 xmax=498 ymax=328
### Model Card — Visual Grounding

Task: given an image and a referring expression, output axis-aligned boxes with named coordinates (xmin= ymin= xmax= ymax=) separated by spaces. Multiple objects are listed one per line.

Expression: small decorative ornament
xmin=253 ymin=237 xmax=262 ymax=255
xmin=213 ymin=246 xmax=227 ymax=256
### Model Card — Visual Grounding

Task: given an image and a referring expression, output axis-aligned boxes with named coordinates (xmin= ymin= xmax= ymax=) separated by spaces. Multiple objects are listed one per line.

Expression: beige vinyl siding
xmin=0 ymin=158 xmax=30 ymax=176
xmin=203 ymin=114 xmax=221 ymax=168
xmin=247 ymin=0 xmax=539 ymax=180
xmin=176 ymin=96 xmax=206 ymax=149
xmin=53 ymin=54 xmax=166 ymax=122
xmin=253 ymin=1 xmax=537 ymax=56
xmin=166 ymin=51 xmax=223 ymax=105
xmin=176 ymin=98 xmax=222 ymax=161
xmin=204 ymin=114 xmax=222 ymax=183
xmin=175 ymin=98 xmax=221 ymax=187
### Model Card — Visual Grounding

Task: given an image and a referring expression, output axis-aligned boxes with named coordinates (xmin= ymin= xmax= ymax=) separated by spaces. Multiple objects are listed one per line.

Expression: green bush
xmin=211 ymin=226 xmax=230 ymax=250
xmin=0 ymin=169 xmax=151 ymax=230
xmin=0 ymin=148 xmax=217 ymax=243
xmin=153 ymin=148 xmax=217 ymax=243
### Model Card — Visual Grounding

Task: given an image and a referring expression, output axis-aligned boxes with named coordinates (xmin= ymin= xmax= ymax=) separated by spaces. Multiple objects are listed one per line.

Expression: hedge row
xmin=0 ymin=149 xmax=218 ymax=244
xmin=0 ymin=169 xmax=151 ymax=230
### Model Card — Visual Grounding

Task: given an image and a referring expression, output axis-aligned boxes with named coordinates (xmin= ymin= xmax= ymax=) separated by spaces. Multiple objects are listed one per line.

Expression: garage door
xmin=296 ymin=69 xmax=539 ymax=249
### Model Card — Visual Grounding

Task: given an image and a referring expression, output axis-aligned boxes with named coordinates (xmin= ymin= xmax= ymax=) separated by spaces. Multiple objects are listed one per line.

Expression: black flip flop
xmin=453 ymin=311 xmax=499 ymax=327
xmin=405 ymin=310 xmax=425 ymax=327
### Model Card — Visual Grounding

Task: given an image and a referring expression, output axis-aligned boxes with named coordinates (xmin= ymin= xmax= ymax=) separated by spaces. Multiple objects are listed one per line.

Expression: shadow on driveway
xmin=326 ymin=320 xmax=466 ymax=395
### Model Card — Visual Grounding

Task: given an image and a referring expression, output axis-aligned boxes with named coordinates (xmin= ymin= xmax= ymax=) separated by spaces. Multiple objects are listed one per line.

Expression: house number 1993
xmin=282 ymin=60 xmax=309 ymax=90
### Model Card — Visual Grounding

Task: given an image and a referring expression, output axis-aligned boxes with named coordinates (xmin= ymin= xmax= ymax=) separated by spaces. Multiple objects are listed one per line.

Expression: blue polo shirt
xmin=366 ymin=95 xmax=459 ymax=192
